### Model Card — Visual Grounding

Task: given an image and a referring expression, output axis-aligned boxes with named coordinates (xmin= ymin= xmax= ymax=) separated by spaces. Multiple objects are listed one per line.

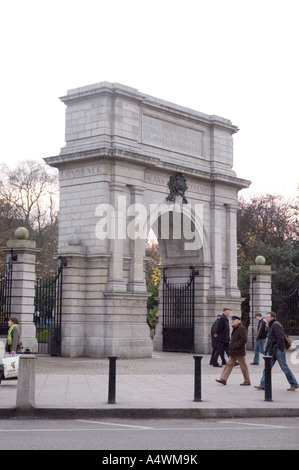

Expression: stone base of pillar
xmin=100 ymin=292 xmax=153 ymax=358
xmin=62 ymin=292 xmax=153 ymax=358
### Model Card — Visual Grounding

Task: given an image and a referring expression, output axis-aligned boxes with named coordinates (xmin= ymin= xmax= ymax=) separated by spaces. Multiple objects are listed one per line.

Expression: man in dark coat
xmin=254 ymin=311 xmax=299 ymax=391
xmin=209 ymin=315 xmax=227 ymax=366
xmin=216 ymin=316 xmax=251 ymax=386
xmin=211 ymin=308 xmax=230 ymax=367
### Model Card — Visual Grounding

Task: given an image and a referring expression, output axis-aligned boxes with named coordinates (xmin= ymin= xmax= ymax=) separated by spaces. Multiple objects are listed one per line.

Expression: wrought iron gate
xmin=272 ymin=284 xmax=299 ymax=335
xmin=34 ymin=257 xmax=66 ymax=355
xmin=162 ymin=266 xmax=196 ymax=352
xmin=0 ymin=250 xmax=16 ymax=335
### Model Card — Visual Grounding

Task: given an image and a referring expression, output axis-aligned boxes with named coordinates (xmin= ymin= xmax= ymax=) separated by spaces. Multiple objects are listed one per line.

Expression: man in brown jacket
xmin=216 ymin=316 xmax=251 ymax=386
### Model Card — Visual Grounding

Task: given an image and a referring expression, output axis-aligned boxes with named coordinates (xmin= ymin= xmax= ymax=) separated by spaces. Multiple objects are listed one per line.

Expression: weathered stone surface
xmin=45 ymin=82 xmax=250 ymax=357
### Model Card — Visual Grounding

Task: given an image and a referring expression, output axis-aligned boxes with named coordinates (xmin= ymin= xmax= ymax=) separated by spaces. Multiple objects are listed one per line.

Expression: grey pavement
xmin=1 ymin=351 xmax=299 ymax=419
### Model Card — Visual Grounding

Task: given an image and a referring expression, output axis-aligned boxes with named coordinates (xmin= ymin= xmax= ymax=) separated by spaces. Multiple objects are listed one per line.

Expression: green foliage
xmin=147 ymin=306 xmax=159 ymax=340
xmin=145 ymin=239 xmax=161 ymax=338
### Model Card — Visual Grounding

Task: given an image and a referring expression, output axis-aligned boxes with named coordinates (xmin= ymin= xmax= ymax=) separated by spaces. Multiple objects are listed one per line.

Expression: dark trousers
xmin=0 ymin=365 xmax=4 ymax=382
xmin=211 ymin=341 xmax=229 ymax=366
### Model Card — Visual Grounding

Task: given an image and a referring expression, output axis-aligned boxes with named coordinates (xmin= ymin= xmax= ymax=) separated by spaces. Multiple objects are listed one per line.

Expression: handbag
xmin=2 ymin=354 xmax=20 ymax=378
xmin=284 ymin=334 xmax=292 ymax=350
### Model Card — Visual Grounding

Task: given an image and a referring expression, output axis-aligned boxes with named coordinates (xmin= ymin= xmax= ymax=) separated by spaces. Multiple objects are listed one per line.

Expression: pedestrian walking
xmin=210 ymin=308 xmax=230 ymax=367
xmin=209 ymin=315 xmax=227 ymax=366
xmin=216 ymin=316 xmax=251 ymax=386
xmin=254 ymin=311 xmax=299 ymax=391
xmin=250 ymin=313 xmax=267 ymax=365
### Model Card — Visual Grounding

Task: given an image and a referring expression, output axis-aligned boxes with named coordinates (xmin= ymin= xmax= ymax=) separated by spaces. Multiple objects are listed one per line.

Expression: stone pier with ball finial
xmin=4 ymin=227 xmax=39 ymax=353
xmin=248 ymin=255 xmax=275 ymax=349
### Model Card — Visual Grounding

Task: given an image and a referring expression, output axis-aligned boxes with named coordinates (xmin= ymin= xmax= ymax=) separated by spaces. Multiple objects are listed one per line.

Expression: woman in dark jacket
xmin=216 ymin=316 xmax=251 ymax=386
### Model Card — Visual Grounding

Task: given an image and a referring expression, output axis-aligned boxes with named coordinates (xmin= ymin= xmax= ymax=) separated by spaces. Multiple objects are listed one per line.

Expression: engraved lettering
xmin=142 ymin=115 xmax=203 ymax=156
xmin=60 ymin=166 xmax=102 ymax=180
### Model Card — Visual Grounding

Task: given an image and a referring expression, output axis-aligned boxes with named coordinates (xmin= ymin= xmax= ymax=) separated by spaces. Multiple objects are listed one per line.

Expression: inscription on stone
xmin=145 ymin=173 xmax=211 ymax=195
xmin=144 ymin=173 xmax=166 ymax=185
xmin=142 ymin=114 xmax=203 ymax=156
xmin=188 ymin=182 xmax=211 ymax=195
xmin=60 ymin=165 xmax=102 ymax=180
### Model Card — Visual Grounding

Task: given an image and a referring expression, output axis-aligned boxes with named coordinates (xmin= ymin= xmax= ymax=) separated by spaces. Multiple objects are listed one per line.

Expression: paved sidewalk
xmin=0 ymin=351 xmax=299 ymax=418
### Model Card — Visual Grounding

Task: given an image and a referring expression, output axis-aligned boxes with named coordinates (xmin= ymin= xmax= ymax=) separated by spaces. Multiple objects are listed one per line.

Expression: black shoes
xmin=213 ymin=364 xmax=222 ymax=368
xmin=215 ymin=379 xmax=226 ymax=385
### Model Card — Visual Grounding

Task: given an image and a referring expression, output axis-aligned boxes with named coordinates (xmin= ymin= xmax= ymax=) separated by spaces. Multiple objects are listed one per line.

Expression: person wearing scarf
xmin=6 ymin=317 xmax=21 ymax=355
xmin=0 ymin=317 xmax=22 ymax=384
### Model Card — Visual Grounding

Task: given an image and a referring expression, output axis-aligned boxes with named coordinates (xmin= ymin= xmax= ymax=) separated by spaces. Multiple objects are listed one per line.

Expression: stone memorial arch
xmin=45 ymin=82 xmax=250 ymax=358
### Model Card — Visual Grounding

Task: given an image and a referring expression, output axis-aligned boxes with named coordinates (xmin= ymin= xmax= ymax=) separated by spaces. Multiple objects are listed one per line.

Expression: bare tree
xmin=238 ymin=192 xmax=299 ymax=296
xmin=0 ymin=160 xmax=58 ymax=231
xmin=238 ymin=193 xmax=299 ymax=263
xmin=0 ymin=160 xmax=59 ymax=275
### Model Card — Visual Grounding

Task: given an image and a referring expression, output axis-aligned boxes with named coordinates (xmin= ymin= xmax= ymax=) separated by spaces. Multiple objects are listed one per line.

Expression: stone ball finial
xmin=14 ymin=227 xmax=29 ymax=240
xmin=67 ymin=229 xmax=81 ymax=246
xmin=255 ymin=255 xmax=266 ymax=265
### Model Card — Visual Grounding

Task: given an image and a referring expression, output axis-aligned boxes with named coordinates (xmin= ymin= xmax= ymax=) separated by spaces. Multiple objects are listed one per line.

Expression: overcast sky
xmin=1 ymin=0 xmax=298 ymax=200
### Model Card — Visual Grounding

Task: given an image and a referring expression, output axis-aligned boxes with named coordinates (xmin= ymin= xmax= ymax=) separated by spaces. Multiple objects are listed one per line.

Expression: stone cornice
xmin=44 ymin=146 xmax=251 ymax=190
xmin=60 ymin=81 xmax=238 ymax=134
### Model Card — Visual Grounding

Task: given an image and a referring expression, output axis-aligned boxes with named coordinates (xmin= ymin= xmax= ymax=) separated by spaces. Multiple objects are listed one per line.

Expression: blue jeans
xmin=253 ymin=339 xmax=266 ymax=364
xmin=260 ymin=349 xmax=299 ymax=388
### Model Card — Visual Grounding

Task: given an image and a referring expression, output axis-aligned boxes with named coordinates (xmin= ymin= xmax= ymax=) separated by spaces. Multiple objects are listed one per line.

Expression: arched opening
xmin=145 ymin=203 xmax=206 ymax=352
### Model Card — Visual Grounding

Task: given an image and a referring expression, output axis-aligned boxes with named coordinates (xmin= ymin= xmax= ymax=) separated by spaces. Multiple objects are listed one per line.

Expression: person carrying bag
xmin=0 ymin=317 xmax=23 ymax=384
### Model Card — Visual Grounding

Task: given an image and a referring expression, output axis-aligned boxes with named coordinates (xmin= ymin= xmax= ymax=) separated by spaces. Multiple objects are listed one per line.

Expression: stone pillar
xmin=59 ymin=241 xmax=87 ymax=357
xmin=225 ymin=204 xmax=240 ymax=298
xmin=128 ymin=185 xmax=147 ymax=293
xmin=209 ymin=202 xmax=224 ymax=297
xmin=106 ymin=182 xmax=127 ymax=292
xmin=248 ymin=255 xmax=275 ymax=349
xmin=5 ymin=228 xmax=39 ymax=353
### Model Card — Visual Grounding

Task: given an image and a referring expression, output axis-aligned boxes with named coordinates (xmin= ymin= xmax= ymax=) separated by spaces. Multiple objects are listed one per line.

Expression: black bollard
xmin=263 ymin=355 xmax=273 ymax=402
xmin=193 ymin=355 xmax=203 ymax=402
xmin=107 ymin=356 xmax=118 ymax=404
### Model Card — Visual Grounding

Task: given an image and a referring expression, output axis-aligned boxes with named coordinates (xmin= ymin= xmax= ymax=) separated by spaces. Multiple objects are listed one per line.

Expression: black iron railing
xmin=162 ymin=266 xmax=197 ymax=352
xmin=272 ymin=284 xmax=299 ymax=335
xmin=34 ymin=256 xmax=66 ymax=355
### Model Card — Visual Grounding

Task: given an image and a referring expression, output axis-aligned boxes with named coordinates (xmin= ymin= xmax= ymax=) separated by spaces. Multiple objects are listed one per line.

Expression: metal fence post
xmin=263 ymin=355 xmax=273 ymax=402
xmin=107 ymin=356 xmax=118 ymax=404
xmin=193 ymin=355 xmax=203 ymax=402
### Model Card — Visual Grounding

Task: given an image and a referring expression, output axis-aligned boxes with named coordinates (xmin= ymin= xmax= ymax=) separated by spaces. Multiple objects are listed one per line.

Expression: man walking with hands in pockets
xmin=216 ymin=316 xmax=251 ymax=386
